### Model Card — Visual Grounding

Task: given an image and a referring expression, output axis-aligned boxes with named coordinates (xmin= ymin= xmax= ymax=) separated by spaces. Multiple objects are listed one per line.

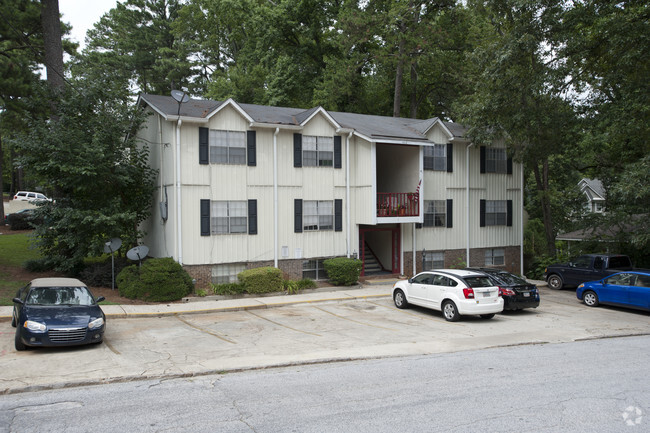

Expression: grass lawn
xmin=0 ymin=232 xmax=41 ymax=305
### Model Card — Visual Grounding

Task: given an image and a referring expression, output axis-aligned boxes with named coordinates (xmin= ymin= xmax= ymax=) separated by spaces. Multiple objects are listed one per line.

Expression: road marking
xmin=175 ymin=315 xmax=237 ymax=344
xmin=103 ymin=339 xmax=121 ymax=355
xmin=313 ymin=306 xmax=398 ymax=331
xmin=245 ymin=311 xmax=322 ymax=336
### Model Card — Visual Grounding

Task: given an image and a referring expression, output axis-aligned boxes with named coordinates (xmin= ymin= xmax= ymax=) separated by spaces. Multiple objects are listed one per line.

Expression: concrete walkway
xmin=0 ymin=280 xmax=401 ymax=322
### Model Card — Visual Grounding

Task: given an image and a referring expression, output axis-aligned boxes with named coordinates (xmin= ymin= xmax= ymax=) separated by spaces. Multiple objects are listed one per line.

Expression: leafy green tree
xmin=12 ymin=81 xmax=157 ymax=273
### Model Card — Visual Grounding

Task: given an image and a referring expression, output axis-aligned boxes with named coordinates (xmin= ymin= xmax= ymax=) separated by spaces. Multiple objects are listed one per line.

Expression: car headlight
xmin=88 ymin=317 xmax=104 ymax=330
xmin=24 ymin=320 xmax=46 ymax=332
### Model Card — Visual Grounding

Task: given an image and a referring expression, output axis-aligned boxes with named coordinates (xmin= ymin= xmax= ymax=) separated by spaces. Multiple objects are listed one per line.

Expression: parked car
xmin=576 ymin=271 xmax=650 ymax=312
xmin=12 ymin=278 xmax=106 ymax=351
xmin=12 ymin=191 xmax=51 ymax=202
xmin=544 ymin=254 xmax=635 ymax=290
xmin=392 ymin=269 xmax=503 ymax=321
xmin=465 ymin=268 xmax=540 ymax=311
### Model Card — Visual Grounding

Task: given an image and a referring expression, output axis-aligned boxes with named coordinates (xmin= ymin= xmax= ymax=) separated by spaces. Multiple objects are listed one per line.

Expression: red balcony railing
xmin=377 ymin=192 xmax=419 ymax=217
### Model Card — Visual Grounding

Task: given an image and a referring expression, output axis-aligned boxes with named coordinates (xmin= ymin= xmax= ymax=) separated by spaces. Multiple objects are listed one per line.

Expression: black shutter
xmin=199 ymin=127 xmax=209 ymax=165
xmin=294 ymin=199 xmax=303 ymax=233
xmin=506 ymin=200 xmax=513 ymax=227
xmin=446 ymin=143 xmax=453 ymax=172
xmin=294 ymin=133 xmax=302 ymax=167
xmin=480 ymin=146 xmax=486 ymax=173
xmin=248 ymin=199 xmax=257 ymax=234
xmin=446 ymin=199 xmax=453 ymax=228
xmin=335 ymin=199 xmax=342 ymax=231
xmin=334 ymin=136 xmax=342 ymax=169
xmin=480 ymin=199 xmax=486 ymax=227
xmin=247 ymin=131 xmax=256 ymax=167
xmin=507 ymin=156 xmax=513 ymax=175
xmin=200 ymin=199 xmax=210 ymax=236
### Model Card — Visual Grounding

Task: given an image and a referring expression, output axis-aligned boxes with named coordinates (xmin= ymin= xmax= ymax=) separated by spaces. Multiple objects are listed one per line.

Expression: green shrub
xmin=324 ymin=257 xmax=362 ymax=286
xmin=24 ymin=257 xmax=55 ymax=272
xmin=7 ymin=212 xmax=33 ymax=230
xmin=237 ymin=266 xmax=283 ymax=294
xmin=212 ymin=282 xmax=246 ymax=295
xmin=117 ymin=257 xmax=193 ymax=301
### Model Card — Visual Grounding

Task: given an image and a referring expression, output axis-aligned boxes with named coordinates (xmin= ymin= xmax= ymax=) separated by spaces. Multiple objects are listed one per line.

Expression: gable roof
xmin=579 ymin=178 xmax=605 ymax=200
xmin=138 ymin=93 xmax=469 ymax=145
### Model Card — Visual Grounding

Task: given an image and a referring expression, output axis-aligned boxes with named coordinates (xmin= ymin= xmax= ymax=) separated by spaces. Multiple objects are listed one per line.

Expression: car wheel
xmin=393 ymin=289 xmax=409 ymax=309
xmin=480 ymin=314 xmax=495 ymax=319
xmin=547 ymin=274 xmax=563 ymax=290
xmin=583 ymin=290 xmax=599 ymax=307
xmin=14 ymin=329 xmax=26 ymax=351
xmin=442 ymin=300 xmax=460 ymax=322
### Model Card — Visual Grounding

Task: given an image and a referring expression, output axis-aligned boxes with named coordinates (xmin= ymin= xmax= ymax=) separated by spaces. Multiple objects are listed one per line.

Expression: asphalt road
xmin=1 ymin=335 xmax=648 ymax=432
xmin=1 ymin=286 xmax=648 ymax=394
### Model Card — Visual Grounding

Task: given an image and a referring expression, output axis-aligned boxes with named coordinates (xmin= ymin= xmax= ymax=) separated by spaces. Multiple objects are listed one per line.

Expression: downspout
xmin=466 ymin=142 xmax=474 ymax=266
xmin=176 ymin=118 xmax=183 ymax=265
xmin=274 ymin=127 xmax=279 ymax=268
xmin=521 ymin=163 xmax=524 ymax=276
xmin=412 ymin=223 xmax=416 ymax=276
xmin=346 ymin=131 xmax=352 ymax=258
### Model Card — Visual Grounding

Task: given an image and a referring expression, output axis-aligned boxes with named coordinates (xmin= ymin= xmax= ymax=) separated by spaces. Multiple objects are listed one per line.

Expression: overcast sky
xmin=60 ymin=0 xmax=118 ymax=49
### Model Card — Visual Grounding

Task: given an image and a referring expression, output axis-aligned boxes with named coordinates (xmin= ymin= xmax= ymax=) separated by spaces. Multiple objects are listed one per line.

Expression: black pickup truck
xmin=544 ymin=254 xmax=635 ymax=290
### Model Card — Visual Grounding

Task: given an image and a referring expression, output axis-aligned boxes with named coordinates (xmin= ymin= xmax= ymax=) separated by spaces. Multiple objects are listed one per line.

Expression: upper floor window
xmin=485 ymin=200 xmax=507 ymax=226
xmin=424 ymin=200 xmax=447 ymax=227
xmin=211 ymin=201 xmax=247 ymax=234
xmin=209 ymin=130 xmax=246 ymax=165
xmin=485 ymin=148 xmax=507 ymax=173
xmin=303 ymin=136 xmax=333 ymax=167
xmin=303 ymin=200 xmax=333 ymax=231
xmin=424 ymin=144 xmax=447 ymax=171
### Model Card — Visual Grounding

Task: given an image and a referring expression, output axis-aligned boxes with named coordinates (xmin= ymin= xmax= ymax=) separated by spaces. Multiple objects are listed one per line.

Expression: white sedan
xmin=392 ymin=269 xmax=504 ymax=321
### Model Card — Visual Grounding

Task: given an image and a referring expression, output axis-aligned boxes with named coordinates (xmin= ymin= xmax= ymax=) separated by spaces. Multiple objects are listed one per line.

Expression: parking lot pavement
xmin=1 ymin=285 xmax=648 ymax=394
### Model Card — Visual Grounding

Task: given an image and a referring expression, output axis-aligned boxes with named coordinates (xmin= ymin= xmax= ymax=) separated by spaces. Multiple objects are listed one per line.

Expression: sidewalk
xmin=0 ymin=279 xmax=399 ymax=322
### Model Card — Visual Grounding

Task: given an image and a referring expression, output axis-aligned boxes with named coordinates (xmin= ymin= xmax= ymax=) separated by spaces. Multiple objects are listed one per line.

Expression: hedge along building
xmin=136 ymin=94 xmax=524 ymax=288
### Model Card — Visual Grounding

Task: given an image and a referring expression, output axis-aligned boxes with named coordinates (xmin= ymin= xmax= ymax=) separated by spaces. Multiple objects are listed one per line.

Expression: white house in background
xmin=135 ymin=94 xmax=523 ymax=288
xmin=579 ymin=178 xmax=606 ymax=213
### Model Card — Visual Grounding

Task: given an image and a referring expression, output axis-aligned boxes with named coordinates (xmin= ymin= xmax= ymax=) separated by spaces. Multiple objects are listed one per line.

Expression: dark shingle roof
xmin=139 ymin=94 xmax=467 ymax=143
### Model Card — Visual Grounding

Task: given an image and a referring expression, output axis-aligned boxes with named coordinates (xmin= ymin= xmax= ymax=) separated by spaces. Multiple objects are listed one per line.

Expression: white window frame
xmin=424 ymin=200 xmax=446 ymax=227
xmin=210 ymin=201 xmax=247 ymax=235
xmin=303 ymin=200 xmax=333 ymax=231
xmin=423 ymin=251 xmax=444 ymax=270
xmin=209 ymin=129 xmax=246 ymax=165
xmin=302 ymin=259 xmax=329 ymax=280
xmin=303 ymin=136 xmax=334 ymax=167
xmin=212 ymin=263 xmax=246 ymax=284
xmin=485 ymin=200 xmax=507 ymax=226
xmin=486 ymin=148 xmax=507 ymax=173
xmin=485 ymin=248 xmax=505 ymax=266
xmin=423 ymin=144 xmax=447 ymax=171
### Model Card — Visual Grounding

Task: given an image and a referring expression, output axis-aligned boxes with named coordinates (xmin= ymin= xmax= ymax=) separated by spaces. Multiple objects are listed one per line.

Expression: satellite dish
xmin=127 ymin=245 xmax=149 ymax=262
xmin=171 ymin=90 xmax=189 ymax=103
xmin=103 ymin=238 xmax=122 ymax=254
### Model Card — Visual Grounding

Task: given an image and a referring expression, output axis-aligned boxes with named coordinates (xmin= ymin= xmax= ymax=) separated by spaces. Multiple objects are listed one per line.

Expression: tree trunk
xmin=0 ymin=133 xmax=4 ymax=222
xmin=409 ymin=61 xmax=418 ymax=118
xmin=533 ymin=158 xmax=556 ymax=256
xmin=393 ymin=37 xmax=405 ymax=117
xmin=41 ymin=0 xmax=65 ymax=91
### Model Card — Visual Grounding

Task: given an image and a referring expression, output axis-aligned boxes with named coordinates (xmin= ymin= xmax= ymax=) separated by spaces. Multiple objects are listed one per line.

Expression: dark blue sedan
xmin=12 ymin=278 xmax=106 ymax=351
xmin=577 ymin=271 xmax=650 ymax=312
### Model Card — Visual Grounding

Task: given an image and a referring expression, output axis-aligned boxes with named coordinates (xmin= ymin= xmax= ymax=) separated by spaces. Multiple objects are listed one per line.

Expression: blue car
xmin=576 ymin=271 xmax=650 ymax=312
xmin=12 ymin=278 xmax=106 ymax=351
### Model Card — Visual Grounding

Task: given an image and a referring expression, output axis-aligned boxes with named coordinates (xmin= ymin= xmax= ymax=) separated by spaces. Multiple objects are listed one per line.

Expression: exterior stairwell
xmin=363 ymin=244 xmax=385 ymax=275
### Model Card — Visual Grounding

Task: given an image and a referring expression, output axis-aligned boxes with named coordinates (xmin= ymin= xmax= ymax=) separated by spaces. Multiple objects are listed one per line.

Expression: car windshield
xmin=25 ymin=287 xmax=95 ymax=306
xmin=464 ymin=276 xmax=494 ymax=288
xmin=494 ymin=272 xmax=527 ymax=285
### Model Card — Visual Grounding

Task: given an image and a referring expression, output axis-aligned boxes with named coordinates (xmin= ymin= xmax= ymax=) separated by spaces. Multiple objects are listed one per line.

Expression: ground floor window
xmin=211 ymin=201 xmax=247 ymax=234
xmin=303 ymin=201 xmax=333 ymax=231
xmin=303 ymin=259 xmax=328 ymax=280
xmin=485 ymin=248 xmax=505 ymax=266
xmin=485 ymin=200 xmax=507 ymax=226
xmin=423 ymin=251 xmax=444 ymax=270
xmin=212 ymin=263 xmax=246 ymax=284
